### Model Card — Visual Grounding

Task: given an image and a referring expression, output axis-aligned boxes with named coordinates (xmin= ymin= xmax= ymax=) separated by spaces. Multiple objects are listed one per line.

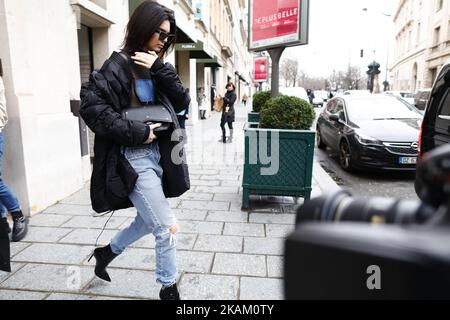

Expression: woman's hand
xmin=132 ymin=51 xmax=159 ymax=69
xmin=144 ymin=123 xmax=162 ymax=144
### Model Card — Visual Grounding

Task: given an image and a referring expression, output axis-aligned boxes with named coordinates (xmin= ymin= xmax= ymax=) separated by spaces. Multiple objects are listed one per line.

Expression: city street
xmin=315 ymin=147 xmax=418 ymax=200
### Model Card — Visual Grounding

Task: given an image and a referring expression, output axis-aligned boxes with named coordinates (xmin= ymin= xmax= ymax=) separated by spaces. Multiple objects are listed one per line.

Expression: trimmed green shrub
xmin=252 ymin=91 xmax=272 ymax=113
xmin=260 ymin=95 xmax=315 ymax=130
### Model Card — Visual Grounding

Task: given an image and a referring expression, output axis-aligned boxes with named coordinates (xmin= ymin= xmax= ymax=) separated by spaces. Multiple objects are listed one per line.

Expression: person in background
xmin=177 ymin=88 xmax=190 ymax=129
xmin=307 ymin=89 xmax=315 ymax=105
xmin=198 ymin=87 xmax=207 ymax=120
xmin=0 ymin=73 xmax=28 ymax=243
xmin=242 ymin=94 xmax=248 ymax=107
xmin=219 ymin=83 xmax=237 ymax=143
xmin=210 ymin=85 xmax=217 ymax=112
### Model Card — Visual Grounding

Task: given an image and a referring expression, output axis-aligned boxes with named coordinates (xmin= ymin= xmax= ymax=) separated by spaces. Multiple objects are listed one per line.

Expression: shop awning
xmin=235 ymin=71 xmax=249 ymax=84
xmin=175 ymin=41 xmax=214 ymax=60
xmin=197 ymin=56 xmax=223 ymax=68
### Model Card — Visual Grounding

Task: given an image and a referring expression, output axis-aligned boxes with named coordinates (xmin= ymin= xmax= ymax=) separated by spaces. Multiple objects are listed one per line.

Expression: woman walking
xmin=220 ymin=83 xmax=237 ymax=143
xmin=80 ymin=0 xmax=190 ymax=300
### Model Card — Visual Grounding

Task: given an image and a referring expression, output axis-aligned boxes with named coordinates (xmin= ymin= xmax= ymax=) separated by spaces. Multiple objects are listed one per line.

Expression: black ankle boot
xmin=160 ymin=284 xmax=180 ymax=300
xmin=11 ymin=211 xmax=28 ymax=242
xmin=88 ymin=244 xmax=118 ymax=282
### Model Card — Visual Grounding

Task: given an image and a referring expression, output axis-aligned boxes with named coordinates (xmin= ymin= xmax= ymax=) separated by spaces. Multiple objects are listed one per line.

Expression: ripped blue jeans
xmin=110 ymin=142 xmax=178 ymax=287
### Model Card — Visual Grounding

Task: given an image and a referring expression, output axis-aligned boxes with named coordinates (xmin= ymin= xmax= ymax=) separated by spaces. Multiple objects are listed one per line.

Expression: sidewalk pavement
xmin=0 ymin=103 xmax=340 ymax=300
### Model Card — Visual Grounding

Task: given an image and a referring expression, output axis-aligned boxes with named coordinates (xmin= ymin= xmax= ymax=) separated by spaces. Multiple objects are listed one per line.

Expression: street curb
xmin=313 ymin=160 xmax=341 ymax=194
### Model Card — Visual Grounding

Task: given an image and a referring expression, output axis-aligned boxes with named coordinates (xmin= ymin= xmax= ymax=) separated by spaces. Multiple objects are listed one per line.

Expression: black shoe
xmin=160 ymin=284 xmax=180 ymax=300
xmin=88 ymin=244 xmax=119 ymax=282
xmin=11 ymin=215 xmax=28 ymax=242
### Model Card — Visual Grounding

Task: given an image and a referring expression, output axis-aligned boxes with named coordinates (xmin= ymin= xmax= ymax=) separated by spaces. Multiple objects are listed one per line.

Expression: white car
xmin=279 ymin=87 xmax=310 ymax=104
xmin=384 ymin=91 xmax=415 ymax=105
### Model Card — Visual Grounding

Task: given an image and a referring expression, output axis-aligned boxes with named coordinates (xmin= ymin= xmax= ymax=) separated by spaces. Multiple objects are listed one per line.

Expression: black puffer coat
xmin=80 ymin=52 xmax=191 ymax=213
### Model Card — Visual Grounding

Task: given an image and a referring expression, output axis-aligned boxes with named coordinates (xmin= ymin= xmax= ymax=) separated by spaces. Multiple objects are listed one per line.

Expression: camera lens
xmin=296 ymin=190 xmax=436 ymax=226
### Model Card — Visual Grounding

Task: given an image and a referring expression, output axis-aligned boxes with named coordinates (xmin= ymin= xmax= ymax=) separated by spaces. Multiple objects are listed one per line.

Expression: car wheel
xmin=316 ymin=128 xmax=327 ymax=150
xmin=339 ymin=140 xmax=353 ymax=171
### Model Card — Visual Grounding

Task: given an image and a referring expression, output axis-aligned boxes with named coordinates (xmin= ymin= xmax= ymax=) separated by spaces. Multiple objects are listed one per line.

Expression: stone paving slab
xmin=194 ymin=235 xmax=243 ymax=253
xmin=267 ymin=256 xmax=284 ymax=278
xmin=58 ymin=229 xmax=118 ymax=246
xmin=213 ymin=193 xmax=242 ymax=202
xmin=173 ymin=209 xmax=208 ymax=221
xmin=84 ymin=269 xmax=160 ymax=299
xmin=177 ymin=251 xmax=214 ymax=273
xmin=12 ymin=244 xmax=93 ymax=265
xmin=43 ymin=204 xmax=95 ymax=216
xmin=265 ymin=224 xmax=295 ymax=238
xmin=10 ymin=243 xmax=31 ymax=257
xmin=179 ymin=193 xmax=214 ymax=201
xmin=61 ymin=216 xmax=129 ymax=230
xmin=249 ymin=213 xmax=296 ymax=225
xmin=240 ymin=277 xmax=284 ymax=300
xmin=22 ymin=227 xmax=73 ymax=243
xmin=179 ymin=220 xmax=224 ymax=235
xmin=179 ymin=200 xmax=230 ymax=211
xmin=221 ymin=180 xmax=242 ymax=187
xmin=28 ymin=214 xmax=73 ymax=227
xmin=201 ymin=174 xmax=240 ymax=181
xmin=1 ymin=264 xmax=94 ymax=293
xmin=212 ymin=253 xmax=266 ymax=277
xmin=223 ymin=223 xmax=265 ymax=237
xmin=195 ymin=186 xmax=239 ymax=194
xmin=206 ymin=211 xmax=248 ymax=223
xmin=0 ymin=263 xmax=24 ymax=284
xmin=244 ymin=237 xmax=285 ymax=256
xmin=190 ymin=180 xmax=221 ymax=186
xmin=46 ymin=293 xmax=130 ymax=300
xmin=179 ymin=274 xmax=239 ymax=300
xmin=0 ymin=290 xmax=49 ymax=300
xmin=189 ymin=169 xmax=220 ymax=175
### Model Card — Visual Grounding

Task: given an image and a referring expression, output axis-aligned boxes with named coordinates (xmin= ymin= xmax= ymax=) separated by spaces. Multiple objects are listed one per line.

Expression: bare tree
xmin=281 ymin=58 xmax=299 ymax=87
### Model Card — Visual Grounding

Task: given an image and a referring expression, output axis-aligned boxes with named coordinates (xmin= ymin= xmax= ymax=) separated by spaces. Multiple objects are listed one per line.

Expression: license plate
xmin=399 ymin=157 xmax=417 ymax=165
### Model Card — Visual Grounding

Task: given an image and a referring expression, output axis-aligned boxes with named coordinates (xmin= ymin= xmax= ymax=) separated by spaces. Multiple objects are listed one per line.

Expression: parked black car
xmin=418 ymin=62 xmax=450 ymax=157
xmin=316 ymin=95 xmax=423 ymax=171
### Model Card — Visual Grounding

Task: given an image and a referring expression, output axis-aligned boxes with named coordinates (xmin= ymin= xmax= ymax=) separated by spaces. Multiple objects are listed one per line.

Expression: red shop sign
xmin=254 ymin=57 xmax=269 ymax=82
xmin=249 ymin=0 xmax=309 ymax=51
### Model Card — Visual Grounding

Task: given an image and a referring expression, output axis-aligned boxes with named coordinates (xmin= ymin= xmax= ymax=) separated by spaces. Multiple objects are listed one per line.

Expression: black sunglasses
xmin=155 ymin=29 xmax=175 ymax=42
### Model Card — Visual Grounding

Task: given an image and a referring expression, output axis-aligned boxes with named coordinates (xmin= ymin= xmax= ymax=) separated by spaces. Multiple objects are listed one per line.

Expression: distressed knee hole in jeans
xmin=167 ymin=224 xmax=179 ymax=246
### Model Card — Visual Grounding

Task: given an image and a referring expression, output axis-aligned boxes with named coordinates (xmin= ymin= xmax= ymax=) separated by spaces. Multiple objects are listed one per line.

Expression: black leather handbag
xmin=122 ymin=105 xmax=173 ymax=132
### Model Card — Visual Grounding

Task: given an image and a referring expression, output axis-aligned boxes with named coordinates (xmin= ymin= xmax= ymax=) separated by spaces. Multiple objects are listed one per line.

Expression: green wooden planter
xmin=248 ymin=122 xmax=259 ymax=128
xmin=242 ymin=126 xmax=316 ymax=210
xmin=248 ymin=112 xmax=260 ymax=123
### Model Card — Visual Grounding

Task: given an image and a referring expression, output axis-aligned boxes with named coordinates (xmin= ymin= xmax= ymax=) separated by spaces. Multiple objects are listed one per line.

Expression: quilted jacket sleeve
xmin=151 ymin=59 xmax=191 ymax=113
xmin=80 ymin=65 xmax=150 ymax=147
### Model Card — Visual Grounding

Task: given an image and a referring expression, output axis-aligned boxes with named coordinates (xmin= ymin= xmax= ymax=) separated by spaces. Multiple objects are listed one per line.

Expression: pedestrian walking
xmin=0 ymin=74 xmax=28 ymax=243
xmin=80 ymin=0 xmax=190 ymax=300
xmin=210 ymin=85 xmax=217 ymax=112
xmin=219 ymin=83 xmax=237 ymax=143
xmin=198 ymin=87 xmax=207 ymax=120
xmin=242 ymin=94 xmax=248 ymax=107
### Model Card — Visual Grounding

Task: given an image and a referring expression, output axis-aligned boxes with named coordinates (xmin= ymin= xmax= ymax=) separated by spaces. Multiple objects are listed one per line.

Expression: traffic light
xmin=360 ymin=49 xmax=364 ymax=58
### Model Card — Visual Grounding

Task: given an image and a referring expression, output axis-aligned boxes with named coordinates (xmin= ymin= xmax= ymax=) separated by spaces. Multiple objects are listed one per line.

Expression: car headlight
xmin=354 ymin=133 xmax=383 ymax=146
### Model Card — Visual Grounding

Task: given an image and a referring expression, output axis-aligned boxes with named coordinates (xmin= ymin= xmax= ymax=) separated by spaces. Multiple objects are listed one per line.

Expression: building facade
xmin=391 ymin=0 xmax=450 ymax=91
xmin=0 ymin=0 xmax=251 ymax=216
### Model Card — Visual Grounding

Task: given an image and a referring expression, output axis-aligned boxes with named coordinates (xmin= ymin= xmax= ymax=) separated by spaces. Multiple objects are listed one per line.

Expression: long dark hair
xmin=122 ymin=1 xmax=177 ymax=57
